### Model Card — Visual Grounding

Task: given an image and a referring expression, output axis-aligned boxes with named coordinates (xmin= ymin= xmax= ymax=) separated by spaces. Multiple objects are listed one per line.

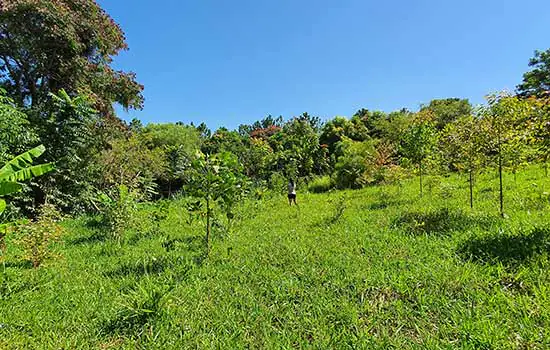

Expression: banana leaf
xmin=0 ymin=145 xmax=47 ymax=179
xmin=0 ymin=182 xmax=23 ymax=196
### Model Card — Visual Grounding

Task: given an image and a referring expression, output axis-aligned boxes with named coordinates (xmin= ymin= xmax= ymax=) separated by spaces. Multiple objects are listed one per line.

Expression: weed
xmin=14 ymin=204 xmax=64 ymax=268
xmin=105 ymin=279 xmax=172 ymax=336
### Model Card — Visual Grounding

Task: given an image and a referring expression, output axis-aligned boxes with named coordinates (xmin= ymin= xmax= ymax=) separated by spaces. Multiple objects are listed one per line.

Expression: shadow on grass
xmin=68 ymin=217 xmax=109 ymax=245
xmin=69 ymin=231 xmax=108 ymax=245
xmin=366 ymin=199 xmax=407 ymax=211
xmin=391 ymin=207 xmax=497 ymax=235
xmin=458 ymin=227 xmax=550 ymax=267
xmin=161 ymin=235 xmax=204 ymax=253
xmin=83 ymin=216 xmax=109 ymax=230
xmin=2 ymin=260 xmax=33 ymax=269
xmin=104 ymin=235 xmax=206 ymax=279
xmin=104 ymin=254 xmax=200 ymax=280
xmin=0 ymin=273 xmax=36 ymax=299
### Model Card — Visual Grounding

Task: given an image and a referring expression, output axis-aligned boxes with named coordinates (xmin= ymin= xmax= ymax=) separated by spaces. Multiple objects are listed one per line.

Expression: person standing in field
xmin=288 ymin=179 xmax=297 ymax=205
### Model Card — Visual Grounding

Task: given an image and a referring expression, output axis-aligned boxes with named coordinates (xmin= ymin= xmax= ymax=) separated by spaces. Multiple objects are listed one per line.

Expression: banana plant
xmin=0 ymin=145 xmax=54 ymax=218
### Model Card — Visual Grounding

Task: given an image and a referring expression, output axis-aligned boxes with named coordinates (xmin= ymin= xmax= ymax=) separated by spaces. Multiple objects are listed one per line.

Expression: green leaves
xmin=0 ymin=145 xmax=54 ymax=217
xmin=0 ymin=182 xmax=23 ymax=197
xmin=184 ymin=151 xmax=248 ymax=254
xmin=517 ymin=49 xmax=550 ymax=98
xmin=0 ymin=145 xmax=54 ymax=182
xmin=400 ymin=122 xmax=437 ymax=164
xmin=1 ymin=0 xmax=143 ymax=112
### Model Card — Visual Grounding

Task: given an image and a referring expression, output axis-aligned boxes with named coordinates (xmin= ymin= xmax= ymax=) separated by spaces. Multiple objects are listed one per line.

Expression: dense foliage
xmin=0 ymin=0 xmax=144 ymax=113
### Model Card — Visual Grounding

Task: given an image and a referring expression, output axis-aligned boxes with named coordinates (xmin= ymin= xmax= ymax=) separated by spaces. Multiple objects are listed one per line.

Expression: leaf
xmin=0 ymin=199 xmax=5 ymax=214
xmin=2 ymin=163 xmax=55 ymax=183
xmin=0 ymin=182 xmax=23 ymax=196
xmin=0 ymin=145 xmax=47 ymax=179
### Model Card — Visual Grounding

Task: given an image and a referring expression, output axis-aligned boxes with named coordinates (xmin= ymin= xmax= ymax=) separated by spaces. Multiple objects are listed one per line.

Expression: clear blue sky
xmin=97 ymin=0 xmax=550 ymax=130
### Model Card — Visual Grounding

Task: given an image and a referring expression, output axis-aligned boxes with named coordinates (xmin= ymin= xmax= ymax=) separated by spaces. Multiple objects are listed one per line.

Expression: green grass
xmin=1 ymin=166 xmax=550 ymax=349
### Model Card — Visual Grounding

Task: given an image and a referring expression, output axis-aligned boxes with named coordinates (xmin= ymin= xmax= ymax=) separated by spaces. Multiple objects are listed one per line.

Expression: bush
xmin=334 ymin=138 xmax=376 ymax=189
xmin=97 ymin=185 xmax=138 ymax=242
xmin=308 ymin=176 xmax=334 ymax=193
xmin=14 ymin=204 xmax=64 ymax=268
xmin=268 ymin=172 xmax=287 ymax=194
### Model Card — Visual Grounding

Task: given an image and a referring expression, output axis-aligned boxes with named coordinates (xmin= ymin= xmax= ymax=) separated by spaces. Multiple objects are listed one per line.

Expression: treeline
xmin=1 ymin=0 xmax=550 ymax=221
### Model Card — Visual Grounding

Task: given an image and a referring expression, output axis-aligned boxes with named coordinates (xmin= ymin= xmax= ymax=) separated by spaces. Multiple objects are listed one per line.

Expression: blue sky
xmin=98 ymin=0 xmax=550 ymax=130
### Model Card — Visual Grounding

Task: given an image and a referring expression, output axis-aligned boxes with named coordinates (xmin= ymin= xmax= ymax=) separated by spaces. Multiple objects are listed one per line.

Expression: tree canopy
xmin=517 ymin=49 xmax=550 ymax=98
xmin=0 ymin=0 xmax=143 ymax=114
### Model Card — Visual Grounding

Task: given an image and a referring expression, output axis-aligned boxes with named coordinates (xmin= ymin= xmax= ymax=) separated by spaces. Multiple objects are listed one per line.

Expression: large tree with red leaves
xmin=0 ymin=0 xmax=143 ymax=115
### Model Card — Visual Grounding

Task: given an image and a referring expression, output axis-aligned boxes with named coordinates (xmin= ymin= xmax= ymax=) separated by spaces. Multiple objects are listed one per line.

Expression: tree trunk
xmin=498 ymin=152 xmax=504 ymax=218
xmin=419 ymin=159 xmax=423 ymax=197
xmin=205 ymin=196 xmax=211 ymax=255
xmin=469 ymin=169 xmax=474 ymax=209
xmin=496 ymin=126 xmax=504 ymax=218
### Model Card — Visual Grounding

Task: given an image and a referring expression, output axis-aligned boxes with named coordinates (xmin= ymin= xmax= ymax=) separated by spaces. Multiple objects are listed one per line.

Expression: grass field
xmin=1 ymin=166 xmax=550 ymax=349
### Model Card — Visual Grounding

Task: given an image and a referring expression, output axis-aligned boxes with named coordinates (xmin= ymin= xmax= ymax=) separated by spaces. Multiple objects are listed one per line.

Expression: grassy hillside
xmin=1 ymin=166 xmax=550 ymax=349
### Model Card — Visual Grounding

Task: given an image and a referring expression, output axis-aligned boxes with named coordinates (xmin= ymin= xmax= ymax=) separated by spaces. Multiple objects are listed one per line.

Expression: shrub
xmin=334 ymin=138 xmax=376 ymax=189
xmin=308 ymin=176 xmax=334 ymax=193
xmin=268 ymin=172 xmax=287 ymax=194
xmin=97 ymin=185 xmax=138 ymax=242
xmin=15 ymin=204 xmax=64 ymax=268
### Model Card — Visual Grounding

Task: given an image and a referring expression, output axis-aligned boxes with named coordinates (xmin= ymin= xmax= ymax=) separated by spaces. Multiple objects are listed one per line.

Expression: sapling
xmin=400 ymin=122 xmax=437 ymax=197
xmin=184 ymin=152 xmax=247 ymax=255
xmin=482 ymin=93 xmax=532 ymax=217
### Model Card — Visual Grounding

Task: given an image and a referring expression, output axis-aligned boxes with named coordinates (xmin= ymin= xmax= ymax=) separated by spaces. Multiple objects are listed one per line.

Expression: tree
xmin=296 ymin=112 xmax=322 ymax=133
xmin=241 ymin=138 xmax=274 ymax=179
xmin=34 ymin=90 xmax=104 ymax=212
xmin=334 ymin=137 xmax=376 ymax=189
xmin=278 ymin=117 xmax=327 ymax=178
xmin=527 ymin=97 xmax=550 ymax=175
xmin=185 ymin=152 xmax=247 ymax=255
xmin=440 ymin=115 xmax=487 ymax=208
xmin=320 ymin=116 xmax=369 ymax=155
xmin=420 ymin=98 xmax=472 ymax=130
xmin=97 ymin=135 xmax=166 ymax=198
xmin=400 ymin=121 xmax=437 ymax=197
xmin=481 ymin=92 xmax=533 ymax=217
xmin=202 ymin=128 xmax=246 ymax=156
xmin=0 ymin=0 xmax=143 ymax=114
xmin=353 ymin=108 xmax=386 ymax=138
xmin=141 ymin=123 xmax=202 ymax=196
xmin=0 ymin=89 xmax=38 ymax=162
xmin=517 ymin=49 xmax=550 ymax=98
xmin=376 ymin=109 xmax=413 ymax=142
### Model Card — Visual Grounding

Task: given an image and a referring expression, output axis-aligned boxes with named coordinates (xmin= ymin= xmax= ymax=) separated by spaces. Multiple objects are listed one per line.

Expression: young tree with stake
xmin=400 ymin=120 xmax=437 ymax=197
xmin=440 ymin=115 xmax=488 ymax=208
xmin=185 ymin=152 xmax=247 ymax=256
xmin=481 ymin=92 xmax=533 ymax=217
